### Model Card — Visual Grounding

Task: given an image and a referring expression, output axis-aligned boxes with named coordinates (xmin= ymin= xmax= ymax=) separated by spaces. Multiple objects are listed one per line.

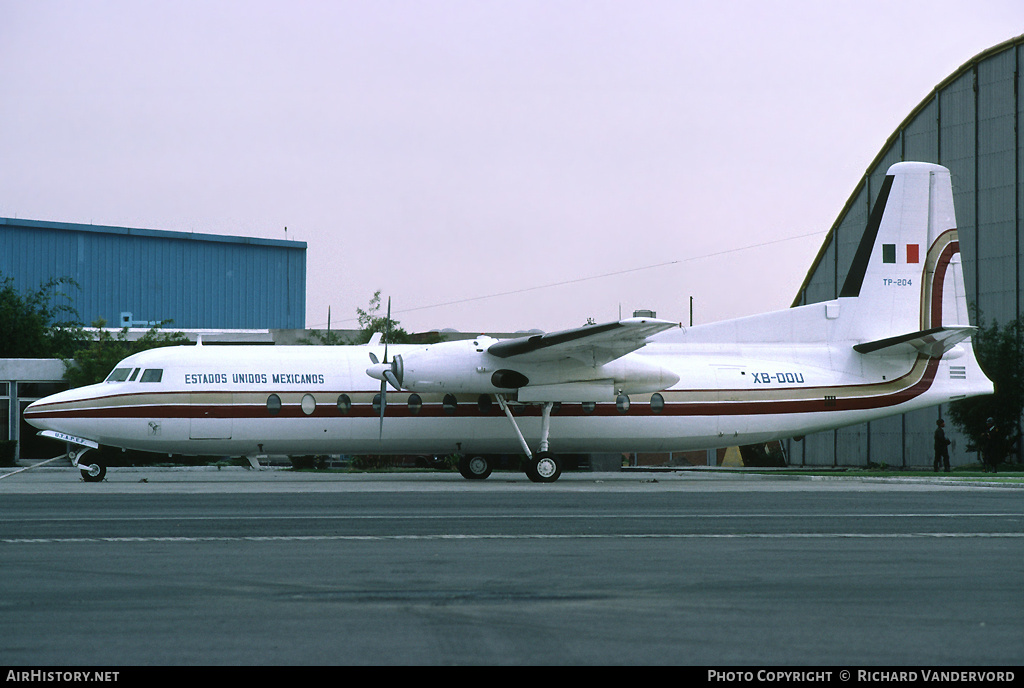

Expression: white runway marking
xmin=4 ymin=532 xmax=1023 ymax=544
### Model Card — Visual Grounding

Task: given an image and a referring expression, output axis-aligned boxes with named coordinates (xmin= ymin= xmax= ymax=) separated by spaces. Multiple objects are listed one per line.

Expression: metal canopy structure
xmin=791 ymin=34 xmax=1024 ymax=467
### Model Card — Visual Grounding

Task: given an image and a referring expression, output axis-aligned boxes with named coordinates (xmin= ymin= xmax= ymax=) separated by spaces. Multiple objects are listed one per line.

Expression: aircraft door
xmin=715 ymin=367 xmax=748 ymax=440
xmin=189 ymin=392 xmax=233 ymax=440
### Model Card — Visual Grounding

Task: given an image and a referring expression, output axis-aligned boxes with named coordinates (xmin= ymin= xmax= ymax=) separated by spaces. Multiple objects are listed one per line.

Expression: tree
xmin=0 ymin=273 xmax=83 ymax=358
xmin=948 ymin=316 xmax=1023 ymax=465
xmin=354 ymin=290 xmax=410 ymax=345
xmin=63 ymin=320 xmax=191 ymax=388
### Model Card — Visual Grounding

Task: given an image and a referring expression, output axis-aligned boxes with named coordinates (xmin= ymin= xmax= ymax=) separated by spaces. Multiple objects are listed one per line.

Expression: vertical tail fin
xmin=839 ymin=162 xmax=969 ymax=342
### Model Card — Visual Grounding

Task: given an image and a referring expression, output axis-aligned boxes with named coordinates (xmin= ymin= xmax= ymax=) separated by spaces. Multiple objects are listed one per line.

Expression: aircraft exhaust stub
xmin=491 ymin=369 xmax=529 ymax=389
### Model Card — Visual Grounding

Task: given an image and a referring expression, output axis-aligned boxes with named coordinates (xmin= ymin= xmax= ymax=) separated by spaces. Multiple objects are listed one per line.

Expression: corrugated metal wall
xmin=789 ymin=35 xmax=1023 ymax=467
xmin=0 ymin=218 xmax=306 ymax=329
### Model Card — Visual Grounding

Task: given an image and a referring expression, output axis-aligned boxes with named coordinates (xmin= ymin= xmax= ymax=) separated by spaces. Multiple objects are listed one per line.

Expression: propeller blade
xmin=378 ymin=379 xmax=387 ymax=440
xmin=383 ymin=297 xmax=392 ymax=363
xmin=371 ymin=296 xmax=394 ymax=441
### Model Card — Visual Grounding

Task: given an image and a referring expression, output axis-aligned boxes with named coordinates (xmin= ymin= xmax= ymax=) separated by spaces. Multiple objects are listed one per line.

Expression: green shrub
xmin=0 ymin=440 xmax=17 ymax=467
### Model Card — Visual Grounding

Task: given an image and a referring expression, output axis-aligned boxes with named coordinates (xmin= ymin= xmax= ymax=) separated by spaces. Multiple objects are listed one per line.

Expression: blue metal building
xmin=789 ymin=34 xmax=1024 ymax=468
xmin=0 ymin=217 xmax=306 ymax=330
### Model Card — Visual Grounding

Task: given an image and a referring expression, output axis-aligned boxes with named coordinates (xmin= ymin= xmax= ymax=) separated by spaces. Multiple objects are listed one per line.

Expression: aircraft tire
xmin=80 ymin=462 xmax=106 ymax=482
xmin=458 ymin=455 xmax=492 ymax=480
xmin=525 ymin=452 xmax=561 ymax=483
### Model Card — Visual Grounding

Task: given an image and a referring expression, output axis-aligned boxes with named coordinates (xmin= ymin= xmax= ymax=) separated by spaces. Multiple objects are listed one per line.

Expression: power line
xmin=315 ymin=230 xmax=822 ymax=327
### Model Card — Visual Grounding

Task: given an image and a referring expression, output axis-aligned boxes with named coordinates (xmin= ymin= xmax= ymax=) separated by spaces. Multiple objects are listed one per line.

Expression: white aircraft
xmin=24 ymin=162 xmax=994 ymax=482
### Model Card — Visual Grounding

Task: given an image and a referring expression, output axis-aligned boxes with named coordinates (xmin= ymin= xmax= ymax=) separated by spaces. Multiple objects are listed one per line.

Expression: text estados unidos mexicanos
xmin=183 ymin=372 xmax=326 ymax=385
xmin=707 ymin=670 xmax=1015 ymax=682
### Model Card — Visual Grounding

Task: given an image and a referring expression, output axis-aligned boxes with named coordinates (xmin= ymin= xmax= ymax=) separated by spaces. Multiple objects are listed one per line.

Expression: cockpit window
xmin=128 ymin=368 xmax=140 ymax=382
xmin=140 ymin=369 xmax=163 ymax=383
xmin=105 ymin=368 xmax=132 ymax=382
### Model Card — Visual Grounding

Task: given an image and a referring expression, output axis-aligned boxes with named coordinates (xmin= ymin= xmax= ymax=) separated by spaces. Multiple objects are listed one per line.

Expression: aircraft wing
xmin=487 ymin=317 xmax=680 ymax=366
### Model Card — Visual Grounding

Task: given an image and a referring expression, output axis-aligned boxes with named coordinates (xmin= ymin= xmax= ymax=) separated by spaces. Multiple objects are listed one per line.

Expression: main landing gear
xmin=458 ymin=454 xmax=493 ymax=480
xmin=497 ymin=396 xmax=562 ymax=483
xmin=457 ymin=397 xmax=562 ymax=482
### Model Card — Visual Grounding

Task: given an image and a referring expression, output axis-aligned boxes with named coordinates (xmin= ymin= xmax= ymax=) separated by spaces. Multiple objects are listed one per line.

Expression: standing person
xmin=934 ymin=419 xmax=951 ymax=472
xmin=980 ymin=417 xmax=1000 ymax=473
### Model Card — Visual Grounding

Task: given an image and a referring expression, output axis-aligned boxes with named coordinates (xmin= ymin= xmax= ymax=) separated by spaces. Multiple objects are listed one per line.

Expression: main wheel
xmin=80 ymin=462 xmax=106 ymax=482
xmin=525 ymin=452 xmax=561 ymax=483
xmin=458 ymin=455 xmax=492 ymax=480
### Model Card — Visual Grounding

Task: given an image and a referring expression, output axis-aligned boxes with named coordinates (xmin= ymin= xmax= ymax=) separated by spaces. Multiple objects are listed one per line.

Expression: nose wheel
xmin=70 ymin=448 xmax=106 ymax=483
xmin=80 ymin=462 xmax=106 ymax=482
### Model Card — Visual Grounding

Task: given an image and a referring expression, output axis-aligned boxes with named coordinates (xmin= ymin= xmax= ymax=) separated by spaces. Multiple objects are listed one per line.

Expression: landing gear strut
xmin=497 ymin=396 xmax=562 ymax=483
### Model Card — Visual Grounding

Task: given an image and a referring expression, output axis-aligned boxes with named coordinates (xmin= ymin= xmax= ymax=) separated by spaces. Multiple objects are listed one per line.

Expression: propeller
xmin=364 ymin=297 xmax=402 ymax=439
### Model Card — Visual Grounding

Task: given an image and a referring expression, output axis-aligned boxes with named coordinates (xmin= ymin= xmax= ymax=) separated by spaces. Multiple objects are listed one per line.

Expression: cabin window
xmin=337 ymin=394 xmax=351 ymax=414
xmin=266 ymin=394 xmax=282 ymax=416
xmin=616 ymin=394 xmax=630 ymax=414
xmin=477 ymin=394 xmax=492 ymax=414
xmin=650 ymin=393 xmax=665 ymax=414
xmin=581 ymin=402 xmax=596 ymax=414
xmin=301 ymin=394 xmax=316 ymax=416
xmin=407 ymin=394 xmax=422 ymax=415
xmin=443 ymin=394 xmax=458 ymax=415
xmin=105 ymin=368 xmax=132 ymax=382
xmin=140 ymin=369 xmax=163 ymax=383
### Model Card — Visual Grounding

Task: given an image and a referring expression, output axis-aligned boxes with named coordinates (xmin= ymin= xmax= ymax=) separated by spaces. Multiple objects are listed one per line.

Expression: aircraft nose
xmin=21 ymin=387 xmax=82 ymax=430
xmin=23 ymin=397 xmax=51 ymax=429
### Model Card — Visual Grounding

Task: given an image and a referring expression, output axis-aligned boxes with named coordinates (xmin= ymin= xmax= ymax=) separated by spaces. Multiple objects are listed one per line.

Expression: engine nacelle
xmin=394 ymin=339 xmax=512 ymax=394
xmin=390 ymin=337 xmax=680 ymax=401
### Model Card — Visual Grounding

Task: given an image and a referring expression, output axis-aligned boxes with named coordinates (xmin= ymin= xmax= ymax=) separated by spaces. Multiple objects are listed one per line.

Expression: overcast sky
xmin=2 ymin=1 xmax=1023 ymax=334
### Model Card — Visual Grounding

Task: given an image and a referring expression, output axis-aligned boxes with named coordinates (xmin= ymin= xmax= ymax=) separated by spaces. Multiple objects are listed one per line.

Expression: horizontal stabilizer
xmin=853 ymin=326 xmax=976 ymax=358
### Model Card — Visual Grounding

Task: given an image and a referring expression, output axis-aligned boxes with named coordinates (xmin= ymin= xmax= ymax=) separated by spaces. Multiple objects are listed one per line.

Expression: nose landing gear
xmin=70 ymin=448 xmax=106 ymax=483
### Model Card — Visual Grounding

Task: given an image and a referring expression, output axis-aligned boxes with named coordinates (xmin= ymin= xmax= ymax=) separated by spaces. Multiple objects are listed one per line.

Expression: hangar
xmin=788 ymin=34 xmax=1024 ymax=467
xmin=0 ymin=217 xmax=306 ymax=330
